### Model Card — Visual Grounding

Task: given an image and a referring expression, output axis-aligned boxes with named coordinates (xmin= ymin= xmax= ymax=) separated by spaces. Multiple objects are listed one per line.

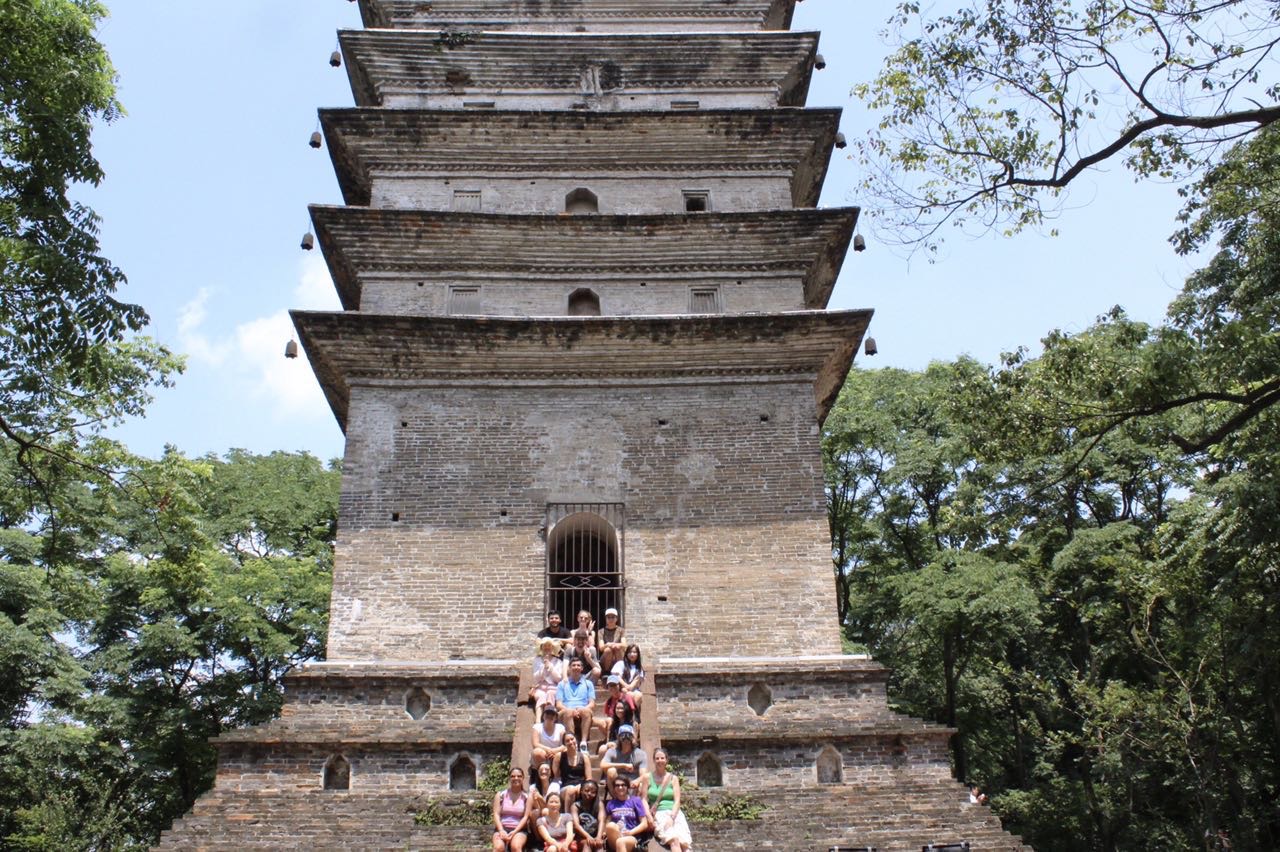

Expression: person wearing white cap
xmin=596 ymin=607 xmax=626 ymax=674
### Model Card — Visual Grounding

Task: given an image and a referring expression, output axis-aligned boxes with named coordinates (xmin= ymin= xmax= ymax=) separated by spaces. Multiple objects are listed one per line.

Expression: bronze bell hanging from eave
xmin=309 ymin=131 xmax=323 ymax=149
xmin=285 ymin=340 xmax=299 ymax=359
xmin=301 ymin=231 xmax=315 ymax=250
xmin=330 ymin=51 xmax=342 ymax=68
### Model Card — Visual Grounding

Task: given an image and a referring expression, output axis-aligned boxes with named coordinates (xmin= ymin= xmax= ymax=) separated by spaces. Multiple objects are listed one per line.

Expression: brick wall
xmin=358 ymin=273 xmax=807 ymax=316
xmin=328 ymin=379 xmax=841 ymax=661
xmin=215 ymin=745 xmax=508 ymax=795
xmin=369 ymin=175 xmax=794 ymax=215
xmin=380 ymin=90 xmax=782 ymax=111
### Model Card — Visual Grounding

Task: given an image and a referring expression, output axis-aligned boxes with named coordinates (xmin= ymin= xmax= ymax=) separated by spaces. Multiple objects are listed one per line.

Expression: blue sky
xmin=89 ymin=1 xmax=1203 ymax=462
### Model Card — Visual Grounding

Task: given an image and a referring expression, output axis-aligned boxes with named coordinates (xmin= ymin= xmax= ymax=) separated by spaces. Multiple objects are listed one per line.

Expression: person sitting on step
xmin=492 ymin=766 xmax=531 ymax=852
xmin=596 ymin=608 xmax=626 ymax=676
xmin=610 ymin=644 xmax=644 ymax=717
xmin=600 ymin=724 xmax=648 ymax=790
xmin=555 ymin=657 xmax=597 ymax=747
xmin=535 ymin=792 xmax=576 ymax=852
xmin=593 ymin=674 xmax=637 ymax=752
xmin=531 ymin=705 xmax=568 ymax=779
xmin=529 ymin=761 xmax=561 ymax=824
xmin=557 ymin=731 xmax=591 ymax=813
xmin=638 ymin=747 xmax=693 ymax=852
xmin=531 ymin=637 xmax=564 ymax=715
xmin=603 ymin=775 xmax=653 ymax=852
xmin=572 ymin=778 xmax=606 ymax=851
xmin=595 ymin=691 xmax=637 ymax=758
xmin=566 ymin=628 xmax=603 ymax=685
xmin=536 ymin=610 xmax=573 ymax=656
xmin=575 ymin=609 xmax=597 ymax=649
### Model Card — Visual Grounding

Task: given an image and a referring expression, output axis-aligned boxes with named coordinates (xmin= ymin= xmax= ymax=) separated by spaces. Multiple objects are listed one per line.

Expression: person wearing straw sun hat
xmin=531 ymin=636 xmax=564 ymax=716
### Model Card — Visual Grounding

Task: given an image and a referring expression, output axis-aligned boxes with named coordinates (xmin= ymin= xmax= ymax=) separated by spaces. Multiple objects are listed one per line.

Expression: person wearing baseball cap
xmin=600 ymin=723 xmax=648 ymax=789
xmin=596 ymin=607 xmax=626 ymax=675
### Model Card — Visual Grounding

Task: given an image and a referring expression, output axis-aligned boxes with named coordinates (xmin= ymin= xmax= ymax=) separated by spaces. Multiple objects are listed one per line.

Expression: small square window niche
xmin=683 ymin=191 xmax=710 ymax=213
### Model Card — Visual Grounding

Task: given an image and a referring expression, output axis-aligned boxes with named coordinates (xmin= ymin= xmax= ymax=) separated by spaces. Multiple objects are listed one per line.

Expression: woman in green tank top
xmin=640 ymin=748 xmax=693 ymax=851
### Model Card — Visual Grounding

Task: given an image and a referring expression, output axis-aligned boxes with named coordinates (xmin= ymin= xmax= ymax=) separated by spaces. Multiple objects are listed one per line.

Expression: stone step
xmin=157 ymin=781 xmax=1029 ymax=851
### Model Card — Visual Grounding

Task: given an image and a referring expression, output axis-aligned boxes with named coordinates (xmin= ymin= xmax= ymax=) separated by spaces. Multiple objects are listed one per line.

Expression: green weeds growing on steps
xmin=684 ymin=794 xmax=765 ymax=823
xmin=412 ymin=759 xmax=511 ymax=828
xmin=412 ymin=798 xmax=491 ymax=828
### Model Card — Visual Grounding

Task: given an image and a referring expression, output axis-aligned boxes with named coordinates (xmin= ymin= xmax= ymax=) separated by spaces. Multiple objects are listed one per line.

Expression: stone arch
xmin=567 ymin=288 xmax=601 ymax=317
xmin=323 ymin=753 xmax=351 ymax=791
xmin=696 ymin=752 xmax=724 ymax=788
xmin=747 ymin=682 xmax=772 ymax=716
xmin=547 ymin=509 xmax=621 ymax=621
xmin=449 ymin=754 xmax=477 ymax=791
xmin=405 ymin=687 xmax=432 ymax=720
xmin=564 ymin=187 xmax=599 ymax=214
xmin=816 ymin=745 xmax=843 ymax=785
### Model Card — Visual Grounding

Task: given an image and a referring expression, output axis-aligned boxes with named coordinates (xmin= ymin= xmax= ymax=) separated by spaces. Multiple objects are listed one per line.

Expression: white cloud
xmin=174 ymin=257 xmax=342 ymax=420
xmin=294 ymin=252 xmax=343 ymax=311
xmin=176 ymin=287 xmax=232 ymax=366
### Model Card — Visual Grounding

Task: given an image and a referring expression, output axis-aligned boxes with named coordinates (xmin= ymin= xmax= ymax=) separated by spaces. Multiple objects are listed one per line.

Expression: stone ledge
xmin=340 ymin=28 xmax=816 ymax=108
xmin=287 ymin=659 xmax=522 ymax=686
xmin=657 ymin=653 xmax=888 ymax=681
xmin=209 ymin=716 xmax=509 ymax=741
xmin=307 ymin=206 xmax=857 ymax=311
xmin=321 ymin=107 xmax=839 ymax=208
xmin=356 ymin=0 xmax=798 ymax=32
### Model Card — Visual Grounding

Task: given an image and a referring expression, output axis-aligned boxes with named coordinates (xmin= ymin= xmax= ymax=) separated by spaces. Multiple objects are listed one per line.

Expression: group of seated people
xmin=492 ymin=609 xmax=693 ymax=852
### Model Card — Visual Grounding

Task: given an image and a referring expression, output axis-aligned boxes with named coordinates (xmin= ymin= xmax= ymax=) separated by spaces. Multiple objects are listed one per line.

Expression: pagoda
xmin=157 ymin=1 xmax=1029 ymax=848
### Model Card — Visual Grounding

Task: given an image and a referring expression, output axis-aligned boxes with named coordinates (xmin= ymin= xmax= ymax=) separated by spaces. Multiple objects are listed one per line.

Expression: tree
xmin=0 ymin=0 xmax=179 ymax=471
xmin=966 ymin=125 xmax=1280 ymax=465
xmin=0 ymin=447 xmax=339 ymax=850
xmin=855 ymin=0 xmax=1280 ymax=248
xmin=825 ymin=355 xmax=1280 ymax=849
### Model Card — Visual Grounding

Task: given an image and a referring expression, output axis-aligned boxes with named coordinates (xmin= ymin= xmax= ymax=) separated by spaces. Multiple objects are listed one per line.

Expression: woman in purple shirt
xmin=603 ymin=776 xmax=652 ymax=852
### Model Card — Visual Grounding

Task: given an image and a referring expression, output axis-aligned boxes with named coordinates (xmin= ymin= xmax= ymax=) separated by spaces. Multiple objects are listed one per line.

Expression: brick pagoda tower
xmin=158 ymin=1 xmax=1028 ymax=848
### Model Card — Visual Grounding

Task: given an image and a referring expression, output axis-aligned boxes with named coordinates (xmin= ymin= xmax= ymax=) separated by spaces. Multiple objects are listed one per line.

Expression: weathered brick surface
xmin=339 ymin=29 xmax=819 ymax=109
xmin=328 ymin=380 xmax=839 ymax=661
xmin=156 ymin=786 xmax=1029 ymax=851
xmin=360 ymin=273 xmax=808 ymax=317
xmin=357 ymin=0 xmax=801 ymax=34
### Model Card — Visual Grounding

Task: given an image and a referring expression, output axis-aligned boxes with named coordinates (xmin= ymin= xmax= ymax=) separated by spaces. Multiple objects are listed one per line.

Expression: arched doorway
xmin=546 ymin=504 xmax=625 ymax=624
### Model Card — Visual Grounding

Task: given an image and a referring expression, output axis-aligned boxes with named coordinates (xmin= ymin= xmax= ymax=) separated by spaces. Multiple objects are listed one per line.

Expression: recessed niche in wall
xmin=452 ymin=189 xmax=481 ymax=212
xmin=816 ymin=745 xmax=844 ymax=785
xmin=565 ymin=187 xmax=599 ymax=215
xmin=448 ymin=285 xmax=482 ymax=315
xmin=323 ymin=754 xmax=351 ymax=791
xmin=567 ymin=288 xmax=601 ymax=316
xmin=449 ymin=754 xmax=477 ymax=791
xmin=405 ymin=687 xmax=432 ymax=720
xmin=689 ymin=286 xmax=722 ymax=314
xmin=747 ymin=682 xmax=773 ymax=716
xmin=683 ymin=190 xmax=710 ymax=212
xmin=696 ymin=752 xmax=724 ymax=788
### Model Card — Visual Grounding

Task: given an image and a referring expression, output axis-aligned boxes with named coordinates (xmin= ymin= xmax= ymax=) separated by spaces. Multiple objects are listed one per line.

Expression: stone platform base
xmin=155 ymin=656 xmax=1029 ymax=850
xmin=156 ymin=783 xmax=1028 ymax=850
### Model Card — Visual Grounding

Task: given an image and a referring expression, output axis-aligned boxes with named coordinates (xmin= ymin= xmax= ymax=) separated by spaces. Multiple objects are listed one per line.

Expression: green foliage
xmin=826 ymin=139 xmax=1280 ymax=844
xmin=0 ymin=447 xmax=339 ymax=849
xmin=479 ymin=757 xmax=512 ymax=794
xmin=412 ymin=797 xmax=492 ymax=828
xmin=683 ymin=793 xmax=765 ymax=823
xmin=0 ymin=0 xmax=180 ymax=461
xmin=854 ymin=0 xmax=1280 ymax=250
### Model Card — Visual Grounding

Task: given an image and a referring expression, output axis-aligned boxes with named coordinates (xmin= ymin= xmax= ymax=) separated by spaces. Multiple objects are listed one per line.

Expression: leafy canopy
xmin=0 ymin=0 xmax=179 ymax=463
xmin=855 ymin=0 xmax=1280 ymax=249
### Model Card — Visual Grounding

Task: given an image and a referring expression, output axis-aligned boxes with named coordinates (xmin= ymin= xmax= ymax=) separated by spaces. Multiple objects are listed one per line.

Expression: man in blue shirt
xmin=555 ymin=657 xmax=597 ymax=747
